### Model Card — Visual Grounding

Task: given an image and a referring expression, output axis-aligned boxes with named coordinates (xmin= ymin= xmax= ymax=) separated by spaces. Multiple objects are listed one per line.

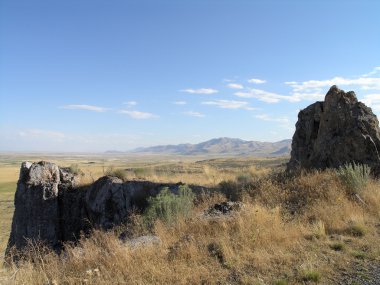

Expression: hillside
xmin=129 ymin=137 xmax=292 ymax=156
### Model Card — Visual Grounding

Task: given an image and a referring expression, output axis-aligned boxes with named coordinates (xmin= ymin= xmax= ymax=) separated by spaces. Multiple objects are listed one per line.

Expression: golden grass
xmin=1 ymin=156 xmax=380 ymax=284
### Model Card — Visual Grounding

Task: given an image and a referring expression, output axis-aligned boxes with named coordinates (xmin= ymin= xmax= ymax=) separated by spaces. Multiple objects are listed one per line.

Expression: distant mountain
xmin=129 ymin=137 xmax=292 ymax=157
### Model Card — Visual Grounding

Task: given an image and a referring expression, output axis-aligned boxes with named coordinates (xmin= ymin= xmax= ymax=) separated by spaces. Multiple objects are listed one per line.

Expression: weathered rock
xmin=6 ymin=161 xmax=62 ymax=256
xmin=6 ymin=161 xmax=208 ymax=259
xmin=288 ymin=86 xmax=380 ymax=173
xmin=59 ymin=167 xmax=79 ymax=187
xmin=206 ymin=201 xmax=243 ymax=216
xmin=85 ymin=176 xmax=130 ymax=230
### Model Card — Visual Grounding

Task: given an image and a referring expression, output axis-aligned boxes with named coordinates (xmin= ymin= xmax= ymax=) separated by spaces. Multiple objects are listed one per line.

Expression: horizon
xmin=1 ymin=0 xmax=380 ymax=152
xmin=0 ymin=136 xmax=292 ymax=154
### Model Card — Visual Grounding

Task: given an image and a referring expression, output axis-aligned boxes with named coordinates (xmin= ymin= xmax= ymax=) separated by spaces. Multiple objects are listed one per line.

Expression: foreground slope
xmin=2 ymin=168 xmax=380 ymax=284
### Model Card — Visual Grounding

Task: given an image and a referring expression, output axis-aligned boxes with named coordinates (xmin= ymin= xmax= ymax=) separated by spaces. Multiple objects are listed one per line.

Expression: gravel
xmin=336 ymin=261 xmax=380 ymax=285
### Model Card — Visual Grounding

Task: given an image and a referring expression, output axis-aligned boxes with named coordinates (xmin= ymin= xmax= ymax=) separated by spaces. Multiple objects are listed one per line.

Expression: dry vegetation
xmin=1 ymin=154 xmax=380 ymax=284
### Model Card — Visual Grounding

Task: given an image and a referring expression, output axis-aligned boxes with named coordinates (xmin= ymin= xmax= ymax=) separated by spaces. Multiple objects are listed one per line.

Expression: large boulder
xmin=287 ymin=85 xmax=380 ymax=172
xmin=6 ymin=161 xmax=208 ymax=259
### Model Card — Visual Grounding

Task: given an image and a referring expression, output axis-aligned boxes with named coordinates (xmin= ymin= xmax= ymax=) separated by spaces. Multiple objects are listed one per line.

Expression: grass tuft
xmin=347 ymin=223 xmax=367 ymax=237
xmin=352 ymin=250 xmax=367 ymax=260
xmin=273 ymin=279 xmax=288 ymax=285
xmin=302 ymin=270 xmax=321 ymax=282
xmin=330 ymin=242 xmax=345 ymax=251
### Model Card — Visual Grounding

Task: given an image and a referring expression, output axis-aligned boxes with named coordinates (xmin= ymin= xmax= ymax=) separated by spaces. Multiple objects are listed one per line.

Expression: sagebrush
xmin=336 ymin=162 xmax=371 ymax=195
xmin=143 ymin=185 xmax=195 ymax=227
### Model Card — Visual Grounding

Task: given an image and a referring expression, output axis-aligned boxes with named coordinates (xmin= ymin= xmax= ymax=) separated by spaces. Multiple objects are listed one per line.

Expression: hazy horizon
xmin=0 ymin=136 xmax=292 ymax=154
xmin=1 ymin=0 xmax=380 ymax=152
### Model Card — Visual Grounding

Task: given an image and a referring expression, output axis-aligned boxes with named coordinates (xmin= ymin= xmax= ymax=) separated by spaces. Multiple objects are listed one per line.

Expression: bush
xmin=134 ymin=167 xmax=147 ymax=178
xmin=219 ymin=180 xmax=242 ymax=201
xmin=302 ymin=270 xmax=321 ymax=282
xmin=236 ymin=173 xmax=255 ymax=184
xmin=330 ymin=242 xmax=345 ymax=251
xmin=68 ymin=164 xmax=83 ymax=175
xmin=336 ymin=162 xmax=370 ymax=196
xmin=105 ymin=167 xmax=128 ymax=181
xmin=347 ymin=223 xmax=367 ymax=237
xmin=143 ymin=185 xmax=195 ymax=227
xmin=352 ymin=250 xmax=367 ymax=260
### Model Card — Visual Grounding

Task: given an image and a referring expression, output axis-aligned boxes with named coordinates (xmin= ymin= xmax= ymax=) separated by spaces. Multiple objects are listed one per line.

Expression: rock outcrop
xmin=7 ymin=162 xmax=62 ymax=253
xmin=6 ymin=161 xmax=206 ymax=258
xmin=287 ymin=85 xmax=380 ymax=172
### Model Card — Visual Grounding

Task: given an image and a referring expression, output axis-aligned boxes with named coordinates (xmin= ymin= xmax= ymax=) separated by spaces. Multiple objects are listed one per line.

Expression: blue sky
xmin=1 ymin=0 xmax=380 ymax=152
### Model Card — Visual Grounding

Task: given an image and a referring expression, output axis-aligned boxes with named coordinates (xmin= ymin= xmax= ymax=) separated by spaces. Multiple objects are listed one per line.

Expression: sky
xmin=1 ymin=0 xmax=380 ymax=152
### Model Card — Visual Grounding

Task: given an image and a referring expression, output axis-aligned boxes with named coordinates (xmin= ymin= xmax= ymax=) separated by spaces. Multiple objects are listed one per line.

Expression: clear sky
xmin=1 ymin=0 xmax=380 ymax=152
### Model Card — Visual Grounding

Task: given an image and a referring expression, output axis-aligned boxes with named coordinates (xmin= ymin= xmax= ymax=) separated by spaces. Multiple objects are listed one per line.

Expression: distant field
xmin=0 ymin=153 xmax=288 ymax=260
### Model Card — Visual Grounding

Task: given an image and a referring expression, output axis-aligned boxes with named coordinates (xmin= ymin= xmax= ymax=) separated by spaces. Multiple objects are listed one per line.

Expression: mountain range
xmin=124 ymin=137 xmax=292 ymax=157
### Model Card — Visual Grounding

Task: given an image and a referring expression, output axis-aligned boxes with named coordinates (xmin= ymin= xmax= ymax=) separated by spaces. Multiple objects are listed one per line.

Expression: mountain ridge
xmin=119 ymin=137 xmax=292 ymax=156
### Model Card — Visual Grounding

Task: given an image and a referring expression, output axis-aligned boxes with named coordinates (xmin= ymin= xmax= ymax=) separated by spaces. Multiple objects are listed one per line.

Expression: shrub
xmin=302 ymin=270 xmax=321 ymax=282
xmin=352 ymin=250 xmax=367 ymax=260
xmin=219 ymin=180 xmax=242 ymax=201
xmin=68 ymin=164 xmax=83 ymax=175
xmin=143 ymin=185 xmax=195 ymax=227
xmin=347 ymin=223 xmax=367 ymax=237
xmin=330 ymin=242 xmax=345 ymax=251
xmin=336 ymin=162 xmax=370 ymax=196
xmin=134 ymin=167 xmax=147 ymax=178
xmin=105 ymin=167 xmax=128 ymax=181
xmin=236 ymin=173 xmax=254 ymax=184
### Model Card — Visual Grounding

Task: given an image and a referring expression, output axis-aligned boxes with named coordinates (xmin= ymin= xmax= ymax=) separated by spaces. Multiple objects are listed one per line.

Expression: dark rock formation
xmin=287 ymin=86 xmax=380 ymax=172
xmin=6 ymin=161 xmax=209 ymax=259
xmin=7 ymin=161 xmax=62 ymax=253
xmin=85 ymin=176 xmax=130 ymax=230
xmin=206 ymin=201 xmax=243 ymax=216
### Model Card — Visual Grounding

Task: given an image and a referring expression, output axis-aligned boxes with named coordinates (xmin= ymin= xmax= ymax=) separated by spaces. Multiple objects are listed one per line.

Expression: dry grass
xmin=1 ymin=155 xmax=380 ymax=284
xmin=0 ymin=155 xmax=282 ymax=256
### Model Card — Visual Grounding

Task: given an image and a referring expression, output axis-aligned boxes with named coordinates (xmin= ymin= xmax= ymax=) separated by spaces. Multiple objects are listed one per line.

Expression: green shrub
xmin=143 ymin=185 xmax=195 ymax=227
xmin=347 ymin=223 xmax=367 ymax=237
xmin=336 ymin=162 xmax=370 ymax=195
xmin=105 ymin=167 xmax=128 ymax=181
xmin=302 ymin=270 xmax=321 ymax=282
xmin=352 ymin=250 xmax=367 ymax=260
xmin=330 ymin=242 xmax=345 ymax=251
xmin=134 ymin=167 xmax=147 ymax=178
